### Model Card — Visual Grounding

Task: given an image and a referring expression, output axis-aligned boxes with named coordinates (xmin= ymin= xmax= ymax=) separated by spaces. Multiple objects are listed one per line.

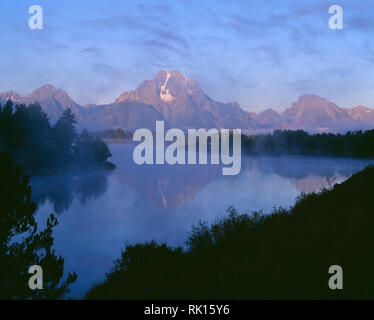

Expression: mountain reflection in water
xmin=32 ymin=143 xmax=374 ymax=298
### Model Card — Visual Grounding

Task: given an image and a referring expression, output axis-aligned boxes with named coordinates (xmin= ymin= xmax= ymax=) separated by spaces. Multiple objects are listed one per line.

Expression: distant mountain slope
xmin=254 ymin=108 xmax=281 ymax=128
xmin=276 ymin=95 xmax=374 ymax=132
xmin=1 ymin=71 xmax=374 ymax=133
xmin=347 ymin=105 xmax=374 ymax=122
xmin=279 ymin=95 xmax=354 ymax=131
xmin=0 ymin=90 xmax=22 ymax=104
xmin=0 ymin=84 xmax=82 ymax=123
xmin=80 ymin=101 xmax=165 ymax=131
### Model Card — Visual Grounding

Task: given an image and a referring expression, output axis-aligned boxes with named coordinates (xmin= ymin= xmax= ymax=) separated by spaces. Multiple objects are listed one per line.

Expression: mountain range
xmin=1 ymin=69 xmax=374 ymax=133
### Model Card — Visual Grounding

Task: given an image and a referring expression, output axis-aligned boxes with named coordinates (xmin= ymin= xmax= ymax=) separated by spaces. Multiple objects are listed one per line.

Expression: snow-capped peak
xmin=160 ymin=70 xmax=174 ymax=102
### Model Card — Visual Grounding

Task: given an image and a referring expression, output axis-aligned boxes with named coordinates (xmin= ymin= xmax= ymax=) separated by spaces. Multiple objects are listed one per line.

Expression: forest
xmin=242 ymin=129 xmax=374 ymax=158
xmin=91 ymin=128 xmax=133 ymax=140
xmin=0 ymin=100 xmax=114 ymax=174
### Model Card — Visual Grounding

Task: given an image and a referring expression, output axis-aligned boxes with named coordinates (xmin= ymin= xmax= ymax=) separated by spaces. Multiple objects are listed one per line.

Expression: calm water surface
xmin=32 ymin=143 xmax=374 ymax=298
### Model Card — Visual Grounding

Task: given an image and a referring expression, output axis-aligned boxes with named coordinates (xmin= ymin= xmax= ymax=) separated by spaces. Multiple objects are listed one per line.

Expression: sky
xmin=1 ymin=0 xmax=374 ymax=112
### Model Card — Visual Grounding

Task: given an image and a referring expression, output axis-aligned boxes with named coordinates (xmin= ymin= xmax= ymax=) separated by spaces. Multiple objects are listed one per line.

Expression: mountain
xmin=278 ymin=94 xmax=356 ymax=131
xmin=0 ymin=71 xmax=257 ymax=131
xmin=0 ymin=90 xmax=22 ymax=104
xmin=2 ymin=72 xmax=374 ymax=133
xmin=106 ymin=75 xmax=374 ymax=132
xmin=254 ymin=108 xmax=281 ymax=128
xmin=0 ymin=84 xmax=82 ymax=122
xmin=347 ymin=105 xmax=374 ymax=122
xmin=80 ymin=101 xmax=165 ymax=131
xmin=114 ymin=69 xmax=257 ymax=130
xmin=250 ymin=95 xmax=374 ymax=133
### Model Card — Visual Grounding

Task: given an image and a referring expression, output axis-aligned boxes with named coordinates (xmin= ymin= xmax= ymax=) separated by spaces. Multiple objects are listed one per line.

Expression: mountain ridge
xmin=1 ymin=70 xmax=374 ymax=133
xmin=0 ymin=84 xmax=83 ymax=122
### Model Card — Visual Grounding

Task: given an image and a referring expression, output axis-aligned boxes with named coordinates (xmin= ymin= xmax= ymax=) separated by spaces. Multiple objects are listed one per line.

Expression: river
xmin=32 ymin=142 xmax=374 ymax=298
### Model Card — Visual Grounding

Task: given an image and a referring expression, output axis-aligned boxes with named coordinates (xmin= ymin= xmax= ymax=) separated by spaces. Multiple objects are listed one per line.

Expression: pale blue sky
xmin=1 ymin=0 xmax=374 ymax=111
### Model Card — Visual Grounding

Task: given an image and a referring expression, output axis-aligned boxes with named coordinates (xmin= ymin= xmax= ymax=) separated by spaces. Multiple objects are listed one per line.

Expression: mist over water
xmin=32 ymin=143 xmax=374 ymax=298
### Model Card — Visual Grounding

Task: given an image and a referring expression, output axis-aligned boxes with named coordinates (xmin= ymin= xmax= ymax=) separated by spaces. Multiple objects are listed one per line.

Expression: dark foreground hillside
xmin=86 ymin=166 xmax=374 ymax=299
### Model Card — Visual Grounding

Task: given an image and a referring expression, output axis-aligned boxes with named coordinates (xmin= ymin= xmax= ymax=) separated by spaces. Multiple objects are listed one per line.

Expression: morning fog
xmin=132 ymin=121 xmax=241 ymax=175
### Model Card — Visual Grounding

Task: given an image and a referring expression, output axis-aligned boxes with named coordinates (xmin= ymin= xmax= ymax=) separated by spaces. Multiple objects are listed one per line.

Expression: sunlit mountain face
xmin=2 ymin=70 xmax=374 ymax=133
xmin=114 ymin=69 xmax=256 ymax=130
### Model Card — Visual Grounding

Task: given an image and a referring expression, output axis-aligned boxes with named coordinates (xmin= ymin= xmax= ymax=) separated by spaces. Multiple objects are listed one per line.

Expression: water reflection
xmin=31 ymin=170 xmax=111 ymax=214
xmin=109 ymin=144 xmax=371 ymax=209
xmin=32 ymin=143 xmax=374 ymax=298
xmin=30 ymin=145 xmax=369 ymax=212
xmin=239 ymin=156 xmax=365 ymax=193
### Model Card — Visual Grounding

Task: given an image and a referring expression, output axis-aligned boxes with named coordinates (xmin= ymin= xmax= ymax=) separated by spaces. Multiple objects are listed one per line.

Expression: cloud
xmin=80 ymin=46 xmax=102 ymax=55
xmin=348 ymin=15 xmax=374 ymax=31
xmin=80 ymin=10 xmax=190 ymax=59
xmin=92 ymin=63 xmax=120 ymax=77
xmin=250 ymin=45 xmax=282 ymax=66
xmin=2 ymin=0 xmax=374 ymax=110
xmin=227 ymin=14 xmax=266 ymax=38
xmin=290 ymin=1 xmax=329 ymax=17
xmin=286 ymin=79 xmax=316 ymax=92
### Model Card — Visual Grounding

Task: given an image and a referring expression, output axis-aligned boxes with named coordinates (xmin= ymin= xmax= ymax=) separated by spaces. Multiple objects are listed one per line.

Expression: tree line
xmin=0 ymin=100 xmax=114 ymax=174
xmin=91 ymin=128 xmax=133 ymax=140
xmin=242 ymin=129 xmax=374 ymax=158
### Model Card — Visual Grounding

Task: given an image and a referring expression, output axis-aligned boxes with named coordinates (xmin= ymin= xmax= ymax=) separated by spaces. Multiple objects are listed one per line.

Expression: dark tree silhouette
xmin=0 ymin=152 xmax=77 ymax=299
xmin=0 ymin=101 xmax=13 ymax=150
xmin=0 ymin=101 xmax=114 ymax=173
xmin=242 ymin=129 xmax=374 ymax=158
xmin=53 ymin=108 xmax=77 ymax=164
xmin=74 ymin=129 xmax=113 ymax=165
xmin=92 ymin=128 xmax=133 ymax=139
xmin=30 ymin=170 xmax=111 ymax=214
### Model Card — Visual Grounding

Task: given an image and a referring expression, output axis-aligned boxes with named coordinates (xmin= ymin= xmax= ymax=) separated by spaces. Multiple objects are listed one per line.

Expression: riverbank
xmin=85 ymin=164 xmax=374 ymax=299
